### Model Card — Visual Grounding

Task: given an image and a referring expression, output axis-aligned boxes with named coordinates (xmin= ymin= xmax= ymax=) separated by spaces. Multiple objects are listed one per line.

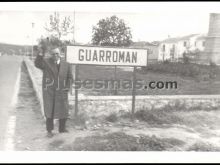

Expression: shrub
xmin=163 ymin=100 xmax=187 ymax=111
xmin=105 ymin=112 xmax=118 ymax=123
xmin=187 ymin=141 xmax=220 ymax=151
xmin=141 ymin=62 xmax=219 ymax=80
xmin=183 ymin=53 xmax=190 ymax=64
xmin=163 ymin=60 xmax=170 ymax=64
xmin=69 ymin=132 xmax=184 ymax=151
xmin=133 ymin=109 xmax=183 ymax=125
xmin=71 ymin=113 xmax=89 ymax=126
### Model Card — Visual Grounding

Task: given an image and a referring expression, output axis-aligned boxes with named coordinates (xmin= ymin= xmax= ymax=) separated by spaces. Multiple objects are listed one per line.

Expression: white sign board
xmin=66 ymin=45 xmax=148 ymax=66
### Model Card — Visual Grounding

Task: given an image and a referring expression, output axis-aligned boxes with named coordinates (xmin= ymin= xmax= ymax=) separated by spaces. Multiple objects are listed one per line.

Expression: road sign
xmin=66 ymin=45 xmax=148 ymax=66
xmin=67 ymin=45 xmax=148 ymax=118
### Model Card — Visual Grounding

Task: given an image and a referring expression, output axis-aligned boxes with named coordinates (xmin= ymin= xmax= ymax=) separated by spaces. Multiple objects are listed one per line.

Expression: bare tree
xmin=45 ymin=12 xmax=74 ymax=40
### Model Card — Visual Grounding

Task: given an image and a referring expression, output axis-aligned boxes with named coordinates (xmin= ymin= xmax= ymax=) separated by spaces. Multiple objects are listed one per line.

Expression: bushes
xmin=105 ymin=112 xmax=118 ymax=123
xmin=70 ymin=132 xmax=184 ymax=151
xmin=187 ymin=141 xmax=220 ymax=151
xmin=183 ymin=52 xmax=190 ymax=64
xmin=143 ymin=62 xmax=199 ymax=77
xmin=71 ymin=113 xmax=89 ymax=126
xmin=133 ymin=109 xmax=183 ymax=125
xmin=141 ymin=62 xmax=219 ymax=80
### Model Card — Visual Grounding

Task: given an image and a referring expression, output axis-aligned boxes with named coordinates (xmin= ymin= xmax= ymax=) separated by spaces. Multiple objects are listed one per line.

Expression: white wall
xmin=188 ymin=36 xmax=206 ymax=52
xmin=195 ymin=39 xmax=205 ymax=51
xmin=176 ymin=41 xmax=187 ymax=58
xmin=158 ymin=43 xmax=176 ymax=61
xmin=158 ymin=35 xmax=206 ymax=62
xmin=189 ymin=36 xmax=197 ymax=51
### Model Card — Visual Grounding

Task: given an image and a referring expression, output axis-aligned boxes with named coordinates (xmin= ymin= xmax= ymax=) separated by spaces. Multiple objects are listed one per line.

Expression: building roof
xmin=196 ymin=35 xmax=207 ymax=40
xmin=131 ymin=41 xmax=159 ymax=47
xmin=161 ymin=34 xmax=199 ymax=43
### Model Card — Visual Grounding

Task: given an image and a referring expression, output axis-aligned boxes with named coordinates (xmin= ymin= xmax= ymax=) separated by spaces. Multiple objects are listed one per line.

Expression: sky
xmin=0 ymin=2 xmax=220 ymax=45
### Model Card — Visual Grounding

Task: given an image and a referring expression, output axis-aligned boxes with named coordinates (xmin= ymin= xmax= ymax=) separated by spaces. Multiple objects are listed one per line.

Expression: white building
xmin=158 ymin=34 xmax=206 ymax=62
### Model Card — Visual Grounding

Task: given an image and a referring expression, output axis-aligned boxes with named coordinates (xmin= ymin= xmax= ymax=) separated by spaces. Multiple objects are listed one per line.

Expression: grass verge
xmin=62 ymin=132 xmax=185 ymax=151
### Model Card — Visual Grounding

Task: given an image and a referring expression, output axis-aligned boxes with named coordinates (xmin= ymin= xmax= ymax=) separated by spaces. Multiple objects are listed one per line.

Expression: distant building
xmin=158 ymin=34 xmax=206 ymax=62
xmin=130 ymin=41 xmax=159 ymax=64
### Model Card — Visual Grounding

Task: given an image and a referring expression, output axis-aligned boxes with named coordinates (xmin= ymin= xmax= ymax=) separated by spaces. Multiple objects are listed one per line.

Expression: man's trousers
xmin=46 ymin=118 xmax=67 ymax=132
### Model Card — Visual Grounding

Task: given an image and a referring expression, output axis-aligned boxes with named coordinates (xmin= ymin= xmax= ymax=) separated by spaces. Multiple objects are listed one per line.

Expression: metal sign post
xmin=70 ymin=70 xmax=73 ymax=95
xmin=131 ymin=66 xmax=137 ymax=119
xmin=74 ymin=64 xmax=79 ymax=117
xmin=114 ymin=66 xmax=117 ymax=95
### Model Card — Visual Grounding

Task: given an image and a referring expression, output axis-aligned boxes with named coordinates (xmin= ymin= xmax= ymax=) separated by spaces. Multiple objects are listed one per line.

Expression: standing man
xmin=35 ymin=46 xmax=73 ymax=137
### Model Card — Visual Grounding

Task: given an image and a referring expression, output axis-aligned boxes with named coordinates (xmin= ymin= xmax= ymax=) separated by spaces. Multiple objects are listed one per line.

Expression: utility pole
xmin=26 ymin=35 xmax=29 ymax=57
xmin=72 ymin=10 xmax=79 ymax=117
xmin=31 ymin=22 xmax=35 ymax=60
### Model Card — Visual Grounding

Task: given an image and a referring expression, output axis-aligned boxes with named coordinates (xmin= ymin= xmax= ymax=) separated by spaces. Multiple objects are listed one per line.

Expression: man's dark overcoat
xmin=35 ymin=55 xmax=73 ymax=119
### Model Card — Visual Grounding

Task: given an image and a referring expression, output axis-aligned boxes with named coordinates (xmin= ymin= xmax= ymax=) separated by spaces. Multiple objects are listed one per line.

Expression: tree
xmin=45 ymin=12 xmax=74 ymax=40
xmin=36 ymin=12 xmax=74 ymax=56
xmin=37 ymin=36 xmax=72 ymax=55
xmin=92 ymin=15 xmax=132 ymax=47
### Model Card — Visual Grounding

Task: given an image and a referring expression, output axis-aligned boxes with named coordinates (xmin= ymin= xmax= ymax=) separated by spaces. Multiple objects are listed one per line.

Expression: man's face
xmin=51 ymin=49 xmax=61 ymax=61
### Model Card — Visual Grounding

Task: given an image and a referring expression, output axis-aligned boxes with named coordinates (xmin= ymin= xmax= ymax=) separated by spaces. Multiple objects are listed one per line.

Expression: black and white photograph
xmin=0 ymin=1 xmax=220 ymax=163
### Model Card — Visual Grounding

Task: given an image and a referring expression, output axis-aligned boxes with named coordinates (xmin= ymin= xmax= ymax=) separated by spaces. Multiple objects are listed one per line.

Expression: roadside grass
xmin=48 ymin=139 xmax=65 ymax=151
xmin=77 ymin=65 xmax=220 ymax=95
xmin=64 ymin=96 xmax=220 ymax=151
xmin=133 ymin=109 xmax=183 ymax=125
xmin=49 ymin=102 xmax=220 ymax=151
xmin=141 ymin=62 xmax=220 ymax=81
xmin=70 ymin=113 xmax=89 ymax=128
xmin=120 ymin=99 xmax=220 ymax=129
xmin=158 ymin=99 xmax=220 ymax=112
xmin=105 ymin=112 xmax=118 ymax=123
xmin=62 ymin=132 xmax=185 ymax=151
xmin=187 ymin=141 xmax=220 ymax=151
xmin=68 ymin=98 xmax=220 ymax=129
xmin=51 ymin=131 xmax=220 ymax=151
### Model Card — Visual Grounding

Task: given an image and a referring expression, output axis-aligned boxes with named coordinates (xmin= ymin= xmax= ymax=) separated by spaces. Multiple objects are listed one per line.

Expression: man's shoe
xmin=47 ymin=131 xmax=54 ymax=138
xmin=59 ymin=129 xmax=69 ymax=133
